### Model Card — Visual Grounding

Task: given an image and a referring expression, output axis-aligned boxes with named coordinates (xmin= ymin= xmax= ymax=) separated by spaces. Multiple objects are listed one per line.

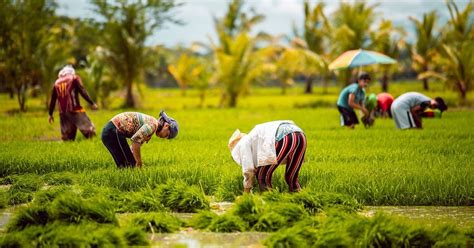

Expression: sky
xmin=56 ymin=0 xmax=470 ymax=47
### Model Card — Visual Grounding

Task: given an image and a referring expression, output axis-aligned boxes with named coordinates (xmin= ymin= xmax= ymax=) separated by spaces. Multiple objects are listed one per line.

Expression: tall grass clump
xmin=0 ymin=189 xmax=7 ymax=208
xmin=157 ymin=180 xmax=210 ymax=212
xmin=207 ymin=214 xmax=247 ymax=232
xmin=51 ymin=194 xmax=117 ymax=225
xmin=130 ymin=212 xmax=183 ymax=233
xmin=43 ymin=172 xmax=77 ymax=185
xmin=264 ymin=210 xmax=473 ymax=248
xmin=188 ymin=210 xmax=218 ymax=229
xmin=6 ymin=174 xmax=43 ymax=205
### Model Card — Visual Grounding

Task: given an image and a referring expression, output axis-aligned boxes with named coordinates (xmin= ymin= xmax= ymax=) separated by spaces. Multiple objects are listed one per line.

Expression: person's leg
xmin=284 ymin=133 xmax=307 ymax=192
xmin=74 ymin=112 xmax=96 ymax=138
xmin=101 ymin=121 xmax=135 ymax=168
xmin=60 ymin=113 xmax=77 ymax=141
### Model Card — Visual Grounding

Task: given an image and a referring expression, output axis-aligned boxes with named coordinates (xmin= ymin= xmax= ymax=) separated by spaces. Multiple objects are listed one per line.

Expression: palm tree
xmin=410 ymin=11 xmax=440 ymax=91
xmin=370 ymin=19 xmax=406 ymax=92
xmin=168 ymin=54 xmax=195 ymax=96
xmin=0 ymin=0 xmax=57 ymax=111
xmin=91 ymin=0 xmax=181 ymax=108
xmin=296 ymin=1 xmax=331 ymax=93
xmin=331 ymin=1 xmax=377 ymax=85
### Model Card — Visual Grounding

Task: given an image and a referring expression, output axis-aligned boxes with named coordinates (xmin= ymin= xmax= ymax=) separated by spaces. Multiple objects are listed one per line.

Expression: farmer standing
xmin=391 ymin=92 xmax=447 ymax=129
xmin=228 ymin=120 xmax=307 ymax=193
xmin=48 ymin=65 xmax=98 ymax=141
xmin=101 ymin=111 xmax=178 ymax=168
xmin=337 ymin=72 xmax=371 ymax=128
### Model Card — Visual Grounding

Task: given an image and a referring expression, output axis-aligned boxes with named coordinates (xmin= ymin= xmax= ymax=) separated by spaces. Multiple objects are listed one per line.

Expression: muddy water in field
xmin=1 ymin=204 xmax=472 ymax=247
xmin=363 ymin=206 xmax=474 ymax=228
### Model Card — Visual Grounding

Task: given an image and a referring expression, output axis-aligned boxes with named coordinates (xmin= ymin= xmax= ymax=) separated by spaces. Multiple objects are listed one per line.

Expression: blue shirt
xmin=337 ymin=83 xmax=366 ymax=110
xmin=275 ymin=123 xmax=303 ymax=141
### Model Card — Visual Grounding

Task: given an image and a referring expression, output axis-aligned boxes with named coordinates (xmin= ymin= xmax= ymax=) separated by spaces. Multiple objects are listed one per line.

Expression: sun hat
xmin=228 ymin=129 xmax=246 ymax=151
xmin=58 ymin=65 xmax=75 ymax=77
xmin=159 ymin=110 xmax=179 ymax=139
xmin=434 ymin=97 xmax=448 ymax=112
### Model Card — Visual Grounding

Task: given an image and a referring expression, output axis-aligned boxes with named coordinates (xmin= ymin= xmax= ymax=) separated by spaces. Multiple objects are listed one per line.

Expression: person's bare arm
xmin=131 ymin=142 xmax=142 ymax=167
xmin=410 ymin=105 xmax=424 ymax=128
xmin=48 ymin=87 xmax=57 ymax=124
xmin=348 ymin=93 xmax=369 ymax=116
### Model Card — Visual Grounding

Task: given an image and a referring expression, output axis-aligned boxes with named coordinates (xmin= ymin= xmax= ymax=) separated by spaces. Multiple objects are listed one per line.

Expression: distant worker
xmin=48 ymin=65 xmax=98 ymax=141
xmin=391 ymin=92 xmax=447 ymax=129
xmin=337 ymin=72 xmax=371 ymax=129
xmin=228 ymin=120 xmax=307 ymax=193
xmin=376 ymin=93 xmax=394 ymax=118
xmin=101 ymin=111 xmax=178 ymax=168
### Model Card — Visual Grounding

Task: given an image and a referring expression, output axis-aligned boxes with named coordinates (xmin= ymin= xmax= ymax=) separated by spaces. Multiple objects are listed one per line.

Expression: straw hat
xmin=228 ymin=129 xmax=246 ymax=151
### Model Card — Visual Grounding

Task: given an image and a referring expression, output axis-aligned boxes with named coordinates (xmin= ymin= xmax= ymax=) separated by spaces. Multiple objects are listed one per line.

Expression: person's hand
xmin=136 ymin=161 xmax=142 ymax=168
xmin=91 ymin=103 xmax=98 ymax=111
xmin=48 ymin=115 xmax=54 ymax=124
xmin=243 ymin=187 xmax=251 ymax=193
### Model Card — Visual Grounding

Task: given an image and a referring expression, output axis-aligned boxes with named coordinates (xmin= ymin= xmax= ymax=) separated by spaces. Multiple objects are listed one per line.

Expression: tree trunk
xmin=304 ymin=76 xmax=313 ymax=94
xmin=422 ymin=66 xmax=429 ymax=90
xmin=456 ymin=80 xmax=467 ymax=104
xmin=124 ymin=78 xmax=135 ymax=108
xmin=381 ymin=72 xmax=389 ymax=92
xmin=228 ymin=92 xmax=238 ymax=108
xmin=16 ymin=83 xmax=27 ymax=112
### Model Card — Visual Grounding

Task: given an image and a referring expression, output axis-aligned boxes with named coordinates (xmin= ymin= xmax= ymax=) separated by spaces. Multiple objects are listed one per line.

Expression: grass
xmin=0 ymin=81 xmax=473 ymax=245
xmin=0 ymin=82 xmax=473 ymax=206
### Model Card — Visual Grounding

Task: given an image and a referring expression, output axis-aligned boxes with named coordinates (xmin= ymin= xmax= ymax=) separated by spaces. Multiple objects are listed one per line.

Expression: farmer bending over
xmin=228 ymin=121 xmax=307 ymax=193
xmin=337 ymin=72 xmax=370 ymax=129
xmin=391 ymin=92 xmax=447 ymax=129
xmin=376 ymin=92 xmax=394 ymax=118
xmin=101 ymin=111 xmax=178 ymax=168
xmin=48 ymin=65 xmax=98 ymax=141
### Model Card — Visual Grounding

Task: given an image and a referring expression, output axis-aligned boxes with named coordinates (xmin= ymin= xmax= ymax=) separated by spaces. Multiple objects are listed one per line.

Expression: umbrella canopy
xmin=329 ymin=49 xmax=397 ymax=70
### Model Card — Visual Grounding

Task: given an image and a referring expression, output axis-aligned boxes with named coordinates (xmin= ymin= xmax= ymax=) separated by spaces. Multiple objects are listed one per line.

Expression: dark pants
xmin=101 ymin=121 xmax=136 ymax=168
xmin=60 ymin=112 xmax=96 ymax=141
xmin=338 ymin=106 xmax=359 ymax=126
xmin=256 ymin=132 xmax=307 ymax=192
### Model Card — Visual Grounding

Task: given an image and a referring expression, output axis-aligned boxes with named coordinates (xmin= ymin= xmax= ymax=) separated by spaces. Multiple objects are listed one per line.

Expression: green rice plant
xmin=120 ymin=188 xmax=164 ymax=213
xmin=157 ymin=180 xmax=210 ymax=213
xmin=6 ymin=204 xmax=52 ymax=231
xmin=50 ymin=194 xmax=117 ymax=225
xmin=121 ymin=227 xmax=150 ymax=246
xmin=8 ymin=174 xmax=43 ymax=192
xmin=33 ymin=186 xmax=70 ymax=205
xmin=43 ymin=172 xmax=77 ymax=185
xmin=264 ymin=202 xmax=308 ymax=226
xmin=0 ymin=232 xmax=29 ymax=248
xmin=130 ymin=212 xmax=183 ymax=233
xmin=252 ymin=212 xmax=287 ymax=232
xmin=208 ymin=214 xmax=247 ymax=232
xmin=230 ymin=194 xmax=265 ymax=227
xmin=0 ymin=189 xmax=7 ymax=208
xmin=264 ymin=219 xmax=319 ymax=247
xmin=215 ymin=173 xmax=244 ymax=201
xmin=0 ymin=175 xmax=15 ymax=185
xmin=187 ymin=210 xmax=218 ymax=229
xmin=7 ymin=191 xmax=33 ymax=205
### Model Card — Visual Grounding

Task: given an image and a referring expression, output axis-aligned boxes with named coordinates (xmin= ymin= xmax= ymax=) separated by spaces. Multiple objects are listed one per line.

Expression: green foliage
xmin=43 ymin=172 xmax=77 ymax=186
xmin=131 ymin=212 xmax=183 ymax=233
xmin=157 ymin=180 xmax=210 ymax=213
xmin=230 ymin=194 xmax=265 ymax=226
xmin=7 ymin=204 xmax=52 ymax=232
xmin=208 ymin=214 xmax=247 ymax=232
xmin=0 ymin=189 xmax=7 ymax=208
xmin=188 ymin=210 xmax=218 ymax=230
xmin=51 ymin=194 xmax=117 ymax=225
xmin=121 ymin=227 xmax=150 ymax=246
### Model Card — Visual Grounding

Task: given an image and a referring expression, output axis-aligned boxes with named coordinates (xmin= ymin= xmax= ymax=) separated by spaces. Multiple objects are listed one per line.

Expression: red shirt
xmin=48 ymin=74 xmax=94 ymax=115
xmin=377 ymin=93 xmax=394 ymax=111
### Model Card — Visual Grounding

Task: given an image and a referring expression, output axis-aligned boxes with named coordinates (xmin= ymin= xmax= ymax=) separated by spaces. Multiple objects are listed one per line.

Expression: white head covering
xmin=58 ymin=65 xmax=75 ymax=77
xmin=228 ymin=129 xmax=246 ymax=151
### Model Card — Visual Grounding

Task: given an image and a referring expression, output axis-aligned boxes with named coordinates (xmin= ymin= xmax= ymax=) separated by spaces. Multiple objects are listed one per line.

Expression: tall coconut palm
xmin=91 ymin=0 xmax=181 ymax=108
xmin=297 ymin=0 xmax=331 ymax=93
xmin=370 ymin=19 xmax=406 ymax=92
xmin=331 ymin=1 xmax=377 ymax=85
xmin=168 ymin=54 xmax=196 ymax=96
xmin=410 ymin=11 xmax=440 ymax=91
xmin=422 ymin=1 xmax=474 ymax=103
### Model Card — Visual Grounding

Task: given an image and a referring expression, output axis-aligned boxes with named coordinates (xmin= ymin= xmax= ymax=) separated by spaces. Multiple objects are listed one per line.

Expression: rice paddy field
xmin=0 ymin=81 xmax=473 ymax=247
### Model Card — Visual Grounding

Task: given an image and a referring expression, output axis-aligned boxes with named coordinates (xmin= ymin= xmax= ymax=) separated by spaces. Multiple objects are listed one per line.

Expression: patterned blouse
xmin=111 ymin=112 xmax=159 ymax=144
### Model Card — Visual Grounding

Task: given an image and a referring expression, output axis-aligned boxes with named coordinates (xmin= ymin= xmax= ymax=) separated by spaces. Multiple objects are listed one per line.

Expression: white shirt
xmin=231 ymin=120 xmax=295 ymax=189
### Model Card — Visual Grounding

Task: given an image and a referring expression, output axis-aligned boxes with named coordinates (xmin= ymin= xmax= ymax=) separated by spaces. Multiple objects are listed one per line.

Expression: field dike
xmin=0 ymin=185 xmax=472 ymax=247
